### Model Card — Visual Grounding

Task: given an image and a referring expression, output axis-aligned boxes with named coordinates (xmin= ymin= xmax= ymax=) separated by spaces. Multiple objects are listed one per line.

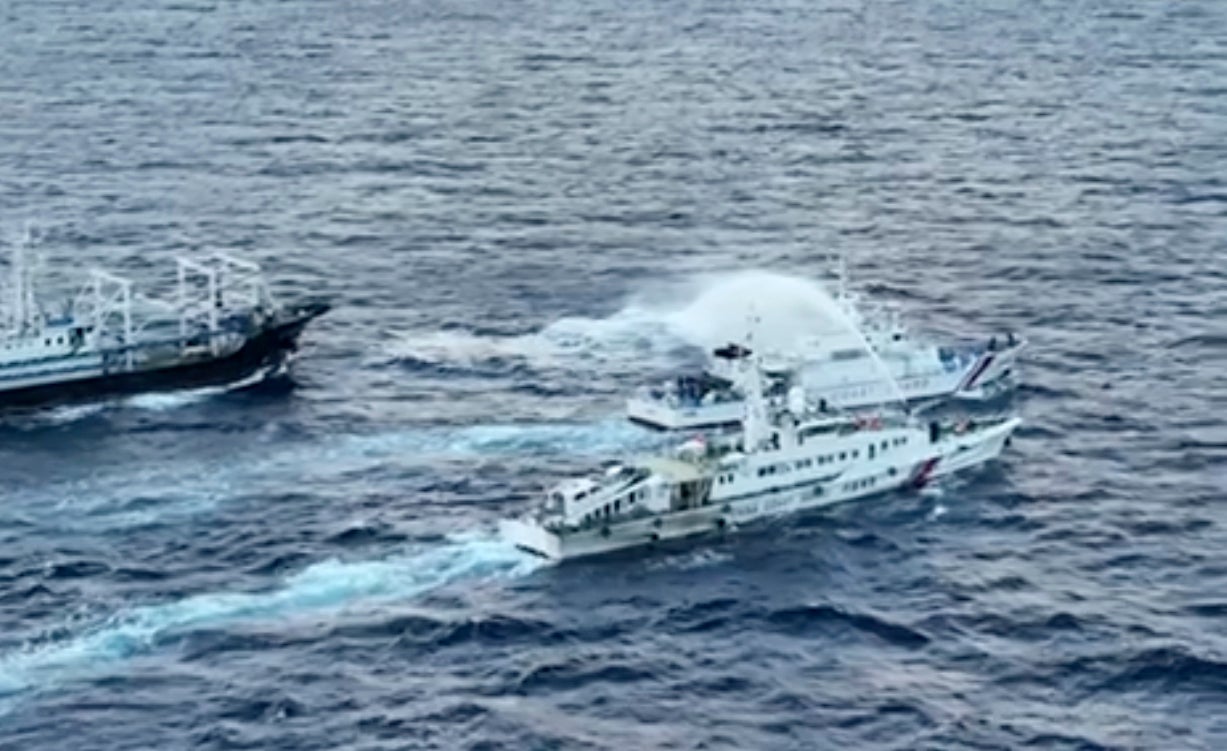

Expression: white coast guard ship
xmin=626 ymin=266 xmax=1024 ymax=431
xmin=502 ymin=344 xmax=1021 ymax=562
xmin=0 ymin=231 xmax=328 ymax=409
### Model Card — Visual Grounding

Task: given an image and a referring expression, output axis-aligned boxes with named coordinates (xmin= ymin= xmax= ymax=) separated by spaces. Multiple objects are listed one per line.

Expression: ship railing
xmin=76 ymin=269 xmax=135 ymax=369
xmin=172 ymin=254 xmax=275 ymax=354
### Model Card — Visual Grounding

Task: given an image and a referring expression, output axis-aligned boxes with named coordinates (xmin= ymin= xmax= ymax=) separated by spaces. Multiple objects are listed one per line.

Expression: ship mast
xmin=8 ymin=239 xmax=21 ymax=332
xmin=6 ymin=227 xmax=38 ymax=334
xmin=738 ymin=310 xmax=772 ymax=451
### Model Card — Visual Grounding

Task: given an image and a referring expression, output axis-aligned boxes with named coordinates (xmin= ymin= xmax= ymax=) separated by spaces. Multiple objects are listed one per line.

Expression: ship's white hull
xmin=627 ymin=343 xmax=1023 ymax=431
xmin=503 ymin=417 xmax=1020 ymax=562
xmin=626 ymin=397 xmax=744 ymax=431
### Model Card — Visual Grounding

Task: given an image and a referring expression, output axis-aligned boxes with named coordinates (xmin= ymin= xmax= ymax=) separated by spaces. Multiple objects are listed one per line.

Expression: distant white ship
xmin=627 ymin=265 xmax=1024 ymax=431
xmin=502 ymin=344 xmax=1021 ymax=562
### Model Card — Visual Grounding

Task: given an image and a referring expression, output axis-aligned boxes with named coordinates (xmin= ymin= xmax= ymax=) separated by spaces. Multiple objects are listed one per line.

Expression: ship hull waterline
xmin=0 ymin=302 xmax=328 ymax=410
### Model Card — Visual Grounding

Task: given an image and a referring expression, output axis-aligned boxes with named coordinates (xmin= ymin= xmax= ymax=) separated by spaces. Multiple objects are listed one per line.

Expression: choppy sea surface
xmin=2 ymin=0 xmax=1226 ymax=748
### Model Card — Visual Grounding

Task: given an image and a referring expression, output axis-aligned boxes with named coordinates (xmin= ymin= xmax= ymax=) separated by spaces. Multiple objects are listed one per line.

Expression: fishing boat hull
xmin=0 ymin=301 xmax=328 ymax=409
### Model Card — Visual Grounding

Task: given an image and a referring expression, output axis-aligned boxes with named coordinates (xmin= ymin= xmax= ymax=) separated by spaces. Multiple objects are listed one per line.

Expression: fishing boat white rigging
xmin=626 ymin=262 xmax=1024 ymax=431
xmin=0 ymin=231 xmax=329 ymax=408
xmin=502 ymin=343 xmax=1021 ymax=562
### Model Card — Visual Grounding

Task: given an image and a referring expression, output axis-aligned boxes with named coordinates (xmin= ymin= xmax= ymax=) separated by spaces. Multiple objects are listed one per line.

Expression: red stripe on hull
xmin=959 ymin=353 xmax=995 ymax=392
xmin=912 ymin=457 xmax=941 ymax=488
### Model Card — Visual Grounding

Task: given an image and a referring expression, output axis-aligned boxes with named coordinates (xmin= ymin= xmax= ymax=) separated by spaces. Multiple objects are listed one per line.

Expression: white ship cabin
xmin=543 ymin=405 xmax=933 ymax=533
xmin=543 ymin=468 xmax=669 ymax=530
xmin=0 ymin=317 xmax=93 ymax=364
xmin=1 ymin=234 xmax=99 ymax=369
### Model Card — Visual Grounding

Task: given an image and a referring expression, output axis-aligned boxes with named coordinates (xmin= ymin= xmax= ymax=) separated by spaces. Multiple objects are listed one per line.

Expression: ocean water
xmin=2 ymin=0 xmax=1226 ymax=748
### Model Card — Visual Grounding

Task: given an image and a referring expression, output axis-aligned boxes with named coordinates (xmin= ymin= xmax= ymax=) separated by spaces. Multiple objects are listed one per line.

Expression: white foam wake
xmin=120 ymin=363 xmax=281 ymax=412
xmin=0 ymin=533 xmax=541 ymax=700
xmin=328 ymin=419 xmax=664 ymax=462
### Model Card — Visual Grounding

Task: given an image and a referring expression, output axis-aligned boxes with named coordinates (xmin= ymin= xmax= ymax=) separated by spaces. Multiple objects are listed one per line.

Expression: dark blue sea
xmin=2 ymin=0 xmax=1226 ymax=748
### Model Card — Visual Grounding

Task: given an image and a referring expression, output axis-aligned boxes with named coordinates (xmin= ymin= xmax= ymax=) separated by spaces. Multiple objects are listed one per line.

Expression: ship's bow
xmin=267 ymin=298 xmax=331 ymax=348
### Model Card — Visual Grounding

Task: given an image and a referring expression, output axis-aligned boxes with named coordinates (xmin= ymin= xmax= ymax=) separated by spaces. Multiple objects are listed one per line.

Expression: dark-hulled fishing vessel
xmin=0 ymin=233 xmax=328 ymax=409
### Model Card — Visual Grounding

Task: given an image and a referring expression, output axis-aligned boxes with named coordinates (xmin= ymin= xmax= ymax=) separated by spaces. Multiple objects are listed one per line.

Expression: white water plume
xmin=386 ymin=269 xmax=896 ymax=375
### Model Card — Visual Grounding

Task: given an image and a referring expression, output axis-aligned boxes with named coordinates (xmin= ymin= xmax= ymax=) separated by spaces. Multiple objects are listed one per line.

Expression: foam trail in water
xmin=35 ymin=402 xmax=108 ymax=425
xmin=387 ymin=270 xmax=855 ymax=370
xmin=330 ymin=418 xmax=664 ymax=462
xmin=383 ymin=329 xmax=555 ymax=367
xmin=121 ymin=364 xmax=280 ymax=412
xmin=0 ymin=533 xmax=541 ymax=699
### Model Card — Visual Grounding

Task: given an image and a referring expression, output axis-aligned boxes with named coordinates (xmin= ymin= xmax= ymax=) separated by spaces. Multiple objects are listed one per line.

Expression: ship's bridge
xmin=547 ymin=465 xmax=663 ymax=527
xmin=548 ymin=478 xmax=600 ymax=510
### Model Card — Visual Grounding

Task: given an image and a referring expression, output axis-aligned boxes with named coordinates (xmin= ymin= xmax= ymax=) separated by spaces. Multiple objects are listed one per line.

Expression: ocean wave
xmin=764 ymin=603 xmax=931 ymax=648
xmin=513 ymin=659 xmax=657 ymax=694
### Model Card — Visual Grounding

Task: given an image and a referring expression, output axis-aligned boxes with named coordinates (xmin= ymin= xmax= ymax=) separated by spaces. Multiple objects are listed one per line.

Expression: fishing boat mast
xmin=3 ymin=228 xmax=41 ymax=336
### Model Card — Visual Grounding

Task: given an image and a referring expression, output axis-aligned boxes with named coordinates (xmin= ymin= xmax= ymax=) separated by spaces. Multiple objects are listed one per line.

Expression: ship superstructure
xmin=627 ymin=262 xmax=1023 ymax=430
xmin=503 ymin=344 xmax=1020 ymax=561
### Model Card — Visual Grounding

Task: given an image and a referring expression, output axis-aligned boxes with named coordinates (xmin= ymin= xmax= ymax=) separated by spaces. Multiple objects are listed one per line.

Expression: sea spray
xmin=386 ymin=269 xmax=858 ymax=370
